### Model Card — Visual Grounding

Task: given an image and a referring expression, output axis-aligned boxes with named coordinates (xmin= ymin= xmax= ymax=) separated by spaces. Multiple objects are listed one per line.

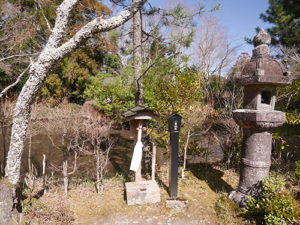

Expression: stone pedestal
xmin=166 ymin=198 xmax=188 ymax=208
xmin=239 ymin=129 xmax=272 ymax=192
xmin=229 ymin=110 xmax=285 ymax=207
xmin=125 ymin=180 xmax=160 ymax=205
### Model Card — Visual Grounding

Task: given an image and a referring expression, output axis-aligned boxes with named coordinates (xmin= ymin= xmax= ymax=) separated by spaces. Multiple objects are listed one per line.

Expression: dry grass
xmin=23 ymin=164 xmax=248 ymax=225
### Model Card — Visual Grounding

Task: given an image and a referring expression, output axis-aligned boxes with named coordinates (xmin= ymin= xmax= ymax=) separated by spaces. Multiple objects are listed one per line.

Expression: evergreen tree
xmin=260 ymin=0 xmax=300 ymax=47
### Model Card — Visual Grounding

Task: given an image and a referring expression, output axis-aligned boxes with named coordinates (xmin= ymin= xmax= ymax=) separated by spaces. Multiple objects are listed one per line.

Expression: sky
xmin=206 ymin=0 xmax=270 ymax=55
xmin=149 ymin=0 xmax=271 ymax=56
xmin=104 ymin=0 xmax=272 ymax=72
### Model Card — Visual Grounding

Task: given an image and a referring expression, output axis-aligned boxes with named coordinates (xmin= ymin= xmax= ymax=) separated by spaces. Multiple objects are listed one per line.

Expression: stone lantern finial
xmin=253 ymin=29 xmax=271 ymax=47
xmin=253 ymin=29 xmax=271 ymax=57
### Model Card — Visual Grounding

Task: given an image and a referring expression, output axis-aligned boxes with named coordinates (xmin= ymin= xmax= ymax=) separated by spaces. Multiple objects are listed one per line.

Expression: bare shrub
xmin=211 ymin=119 xmax=242 ymax=169
xmin=40 ymin=103 xmax=113 ymax=194
xmin=40 ymin=104 xmax=83 ymax=194
xmin=79 ymin=108 xmax=112 ymax=193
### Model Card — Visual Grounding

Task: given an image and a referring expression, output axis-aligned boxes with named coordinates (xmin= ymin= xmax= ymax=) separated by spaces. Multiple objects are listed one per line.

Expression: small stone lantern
xmin=123 ymin=105 xmax=161 ymax=205
xmin=229 ymin=29 xmax=294 ymax=207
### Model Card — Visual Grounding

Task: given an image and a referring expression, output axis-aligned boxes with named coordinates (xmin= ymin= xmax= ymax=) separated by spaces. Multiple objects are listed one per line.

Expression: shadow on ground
xmin=155 ymin=174 xmax=169 ymax=195
xmin=189 ymin=163 xmax=233 ymax=193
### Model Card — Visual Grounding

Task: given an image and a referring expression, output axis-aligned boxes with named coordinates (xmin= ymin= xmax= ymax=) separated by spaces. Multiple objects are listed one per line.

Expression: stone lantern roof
xmin=234 ymin=29 xmax=294 ymax=86
xmin=123 ymin=105 xmax=159 ymax=121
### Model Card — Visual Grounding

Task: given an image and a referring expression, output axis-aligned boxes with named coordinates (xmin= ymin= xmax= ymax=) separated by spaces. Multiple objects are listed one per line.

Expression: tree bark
xmin=133 ymin=0 xmax=144 ymax=106
xmin=5 ymin=0 xmax=147 ymax=186
xmin=132 ymin=7 xmax=144 ymax=179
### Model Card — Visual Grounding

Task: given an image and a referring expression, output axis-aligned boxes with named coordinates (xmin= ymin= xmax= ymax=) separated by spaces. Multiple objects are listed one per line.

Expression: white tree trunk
xmin=182 ymin=129 xmax=191 ymax=179
xmin=5 ymin=0 xmax=147 ymax=186
xmin=63 ymin=156 xmax=68 ymax=194
xmin=42 ymin=154 xmax=46 ymax=194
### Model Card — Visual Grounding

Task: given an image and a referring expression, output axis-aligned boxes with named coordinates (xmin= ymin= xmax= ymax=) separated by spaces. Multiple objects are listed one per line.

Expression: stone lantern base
xmin=229 ymin=181 xmax=264 ymax=208
xmin=229 ymin=189 xmax=248 ymax=208
xmin=230 ymin=109 xmax=285 ymax=207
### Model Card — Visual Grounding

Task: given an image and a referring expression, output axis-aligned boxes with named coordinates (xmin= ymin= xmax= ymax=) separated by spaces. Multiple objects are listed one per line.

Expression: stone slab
xmin=166 ymin=198 xmax=188 ymax=208
xmin=125 ymin=180 xmax=160 ymax=206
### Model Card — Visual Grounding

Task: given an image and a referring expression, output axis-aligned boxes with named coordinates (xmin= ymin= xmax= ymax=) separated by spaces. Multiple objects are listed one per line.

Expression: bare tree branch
xmin=0 ymin=53 xmax=39 ymax=62
xmin=55 ymin=0 xmax=147 ymax=62
xmin=37 ymin=0 xmax=53 ymax=32
xmin=279 ymin=44 xmax=300 ymax=64
xmin=137 ymin=51 xmax=165 ymax=82
xmin=0 ymin=64 xmax=31 ymax=98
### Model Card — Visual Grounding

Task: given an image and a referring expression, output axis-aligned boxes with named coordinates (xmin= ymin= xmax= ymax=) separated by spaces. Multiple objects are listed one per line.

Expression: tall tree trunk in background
xmin=133 ymin=0 xmax=144 ymax=106
xmin=133 ymin=0 xmax=144 ymax=182
xmin=4 ymin=0 xmax=146 ymax=188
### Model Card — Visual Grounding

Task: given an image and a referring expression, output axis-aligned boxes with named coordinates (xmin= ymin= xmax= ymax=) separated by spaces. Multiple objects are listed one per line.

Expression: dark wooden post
xmin=168 ymin=113 xmax=182 ymax=198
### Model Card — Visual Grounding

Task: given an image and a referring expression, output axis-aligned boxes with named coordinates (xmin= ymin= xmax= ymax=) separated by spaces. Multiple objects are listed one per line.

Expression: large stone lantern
xmin=229 ymin=29 xmax=294 ymax=207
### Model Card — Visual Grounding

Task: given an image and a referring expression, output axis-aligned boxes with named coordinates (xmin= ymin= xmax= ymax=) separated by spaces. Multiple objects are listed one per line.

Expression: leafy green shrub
xmin=84 ymin=73 xmax=135 ymax=122
xmin=264 ymin=214 xmax=287 ymax=225
xmin=244 ymin=177 xmax=299 ymax=225
xmin=22 ymin=197 xmax=39 ymax=213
